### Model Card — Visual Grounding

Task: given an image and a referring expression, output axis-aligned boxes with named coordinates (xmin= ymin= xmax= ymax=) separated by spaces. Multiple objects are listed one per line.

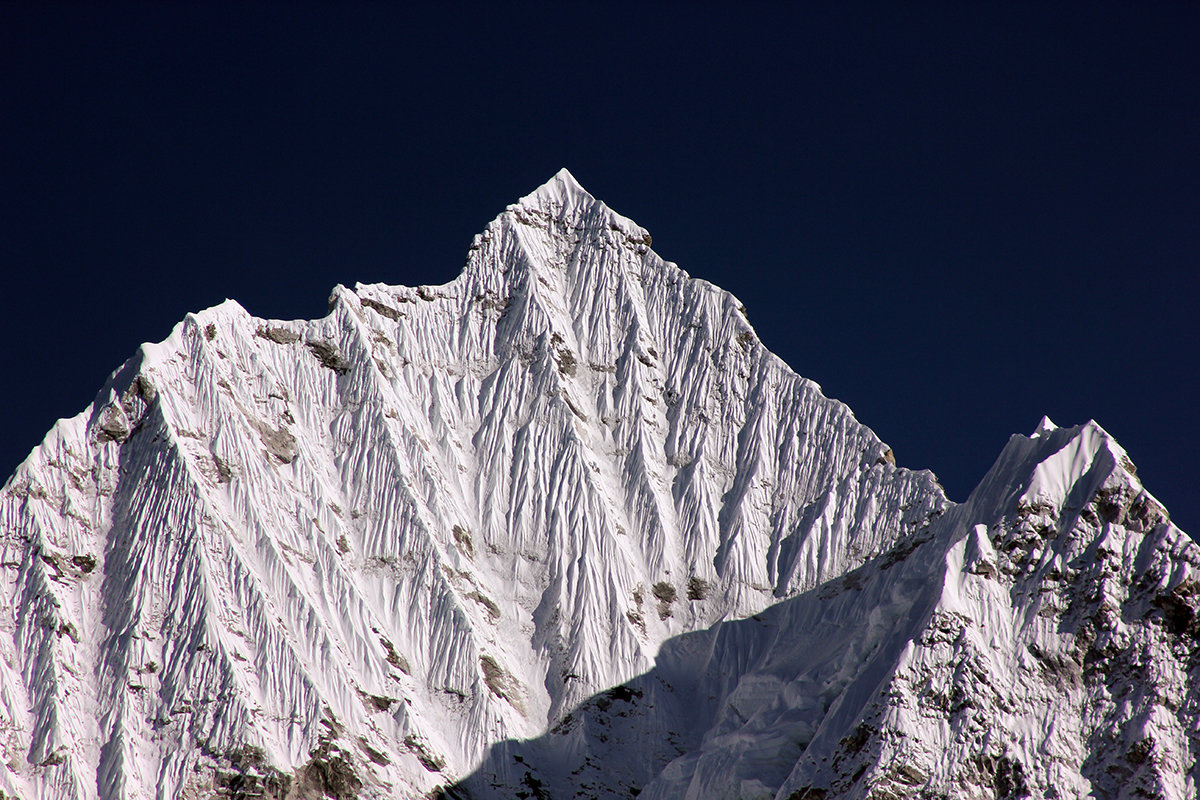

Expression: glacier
xmin=0 ymin=169 xmax=1195 ymax=799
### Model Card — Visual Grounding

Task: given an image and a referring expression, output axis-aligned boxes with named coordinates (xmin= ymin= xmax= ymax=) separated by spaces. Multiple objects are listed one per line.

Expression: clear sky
xmin=3 ymin=3 xmax=1197 ymax=534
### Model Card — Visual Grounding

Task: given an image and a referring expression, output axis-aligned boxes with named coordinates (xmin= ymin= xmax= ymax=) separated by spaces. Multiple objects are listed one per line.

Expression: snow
xmin=0 ymin=171 xmax=1195 ymax=799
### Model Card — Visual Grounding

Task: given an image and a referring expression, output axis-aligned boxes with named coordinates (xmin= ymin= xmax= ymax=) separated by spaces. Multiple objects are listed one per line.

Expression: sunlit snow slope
xmin=1 ymin=171 xmax=1194 ymax=800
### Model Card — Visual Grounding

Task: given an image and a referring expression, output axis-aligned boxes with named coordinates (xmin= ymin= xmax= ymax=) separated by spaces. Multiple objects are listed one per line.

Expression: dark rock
xmin=379 ymin=637 xmax=410 ymax=673
xmin=1127 ymin=494 xmax=1169 ymax=532
xmin=878 ymin=534 xmax=932 ymax=570
xmin=480 ymin=655 xmax=524 ymax=712
xmin=358 ymin=738 xmax=390 ymax=766
xmin=306 ymin=340 xmax=351 ymax=374
xmin=972 ymin=753 xmax=1029 ymax=800
xmin=213 ymin=454 xmax=233 ymax=483
xmin=404 ymin=735 xmax=446 ymax=773
xmin=556 ymin=349 xmax=577 ymax=377
xmin=1125 ymin=737 xmax=1154 ymax=766
xmin=256 ymin=326 xmax=301 ymax=345
xmin=96 ymin=403 xmax=130 ymax=443
xmin=993 ymin=756 xmax=1028 ymax=799
xmin=466 ymin=590 xmax=500 ymax=621
xmin=360 ymin=297 xmax=404 ymax=322
xmin=293 ymin=748 xmax=362 ymax=800
xmin=365 ymin=694 xmax=394 ymax=712
xmin=1094 ymin=487 xmax=1127 ymax=525
xmin=476 ymin=291 xmax=508 ymax=312
xmin=210 ymin=746 xmax=292 ymax=800
xmin=452 ymin=525 xmax=474 ymax=558
xmin=255 ymin=422 xmax=298 ymax=464
xmin=653 ymin=581 xmax=676 ymax=619
xmin=521 ymin=770 xmax=550 ymax=800
xmin=1153 ymin=585 xmax=1197 ymax=636
xmin=840 ymin=723 xmax=873 ymax=755
xmin=131 ymin=374 xmax=157 ymax=404
xmin=603 ymin=685 xmax=643 ymax=704
xmin=71 ymin=554 xmax=97 ymax=574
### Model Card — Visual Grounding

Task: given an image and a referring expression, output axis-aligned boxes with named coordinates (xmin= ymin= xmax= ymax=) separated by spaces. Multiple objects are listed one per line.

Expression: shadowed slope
xmin=0 ymin=172 xmax=945 ymax=798
xmin=450 ymin=420 xmax=1198 ymax=800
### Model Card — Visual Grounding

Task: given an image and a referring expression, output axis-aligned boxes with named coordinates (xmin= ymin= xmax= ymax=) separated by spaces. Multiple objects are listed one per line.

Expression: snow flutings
xmin=0 ymin=171 xmax=1194 ymax=799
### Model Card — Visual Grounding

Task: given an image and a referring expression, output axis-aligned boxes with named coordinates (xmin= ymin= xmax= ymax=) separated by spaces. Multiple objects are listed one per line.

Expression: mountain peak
xmin=0 ymin=177 xmax=1194 ymax=800
xmin=510 ymin=169 xmax=646 ymax=241
xmin=461 ymin=168 xmax=653 ymax=286
xmin=1032 ymin=414 xmax=1058 ymax=437
xmin=517 ymin=167 xmax=589 ymax=208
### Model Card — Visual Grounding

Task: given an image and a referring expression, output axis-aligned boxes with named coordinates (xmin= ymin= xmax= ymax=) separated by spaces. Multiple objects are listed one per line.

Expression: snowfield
xmin=1 ymin=170 xmax=1195 ymax=799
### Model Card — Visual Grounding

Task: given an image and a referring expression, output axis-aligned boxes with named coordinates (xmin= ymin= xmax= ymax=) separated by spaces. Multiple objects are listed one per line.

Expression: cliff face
xmin=0 ymin=171 xmax=1193 ymax=799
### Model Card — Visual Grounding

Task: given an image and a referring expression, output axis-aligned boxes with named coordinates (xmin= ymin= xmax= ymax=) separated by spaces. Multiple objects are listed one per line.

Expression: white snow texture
xmin=1 ymin=170 xmax=1196 ymax=800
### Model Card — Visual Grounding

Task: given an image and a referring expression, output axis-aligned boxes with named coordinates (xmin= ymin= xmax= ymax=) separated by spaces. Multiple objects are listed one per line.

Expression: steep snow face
xmin=0 ymin=170 xmax=947 ymax=799
xmin=4 ymin=172 xmax=1194 ymax=800
xmin=457 ymin=419 xmax=1198 ymax=800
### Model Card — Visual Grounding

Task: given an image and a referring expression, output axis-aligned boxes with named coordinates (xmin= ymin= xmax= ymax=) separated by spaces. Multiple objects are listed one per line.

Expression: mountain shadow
xmin=439 ymin=526 xmax=951 ymax=800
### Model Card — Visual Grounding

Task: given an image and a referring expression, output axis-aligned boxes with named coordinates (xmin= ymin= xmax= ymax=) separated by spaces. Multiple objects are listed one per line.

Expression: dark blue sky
xmin=3 ymin=3 xmax=1198 ymax=534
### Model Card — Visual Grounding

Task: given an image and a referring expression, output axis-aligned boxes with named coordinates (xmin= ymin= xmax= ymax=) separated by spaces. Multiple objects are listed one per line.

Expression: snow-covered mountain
xmin=1 ymin=170 xmax=1195 ymax=800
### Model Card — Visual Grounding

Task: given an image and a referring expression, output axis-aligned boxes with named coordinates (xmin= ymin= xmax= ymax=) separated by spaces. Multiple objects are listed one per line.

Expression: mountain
xmin=0 ymin=170 xmax=1194 ymax=800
